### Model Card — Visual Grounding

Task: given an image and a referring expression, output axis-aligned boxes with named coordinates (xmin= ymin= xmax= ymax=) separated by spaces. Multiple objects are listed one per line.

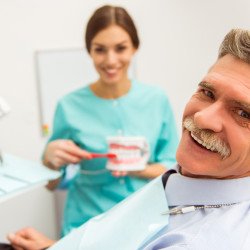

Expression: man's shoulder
xmin=190 ymin=202 xmax=250 ymax=249
xmin=146 ymin=201 xmax=250 ymax=249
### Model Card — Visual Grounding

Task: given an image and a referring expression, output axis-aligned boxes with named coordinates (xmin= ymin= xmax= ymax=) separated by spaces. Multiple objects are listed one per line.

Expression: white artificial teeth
xmin=111 ymin=148 xmax=141 ymax=160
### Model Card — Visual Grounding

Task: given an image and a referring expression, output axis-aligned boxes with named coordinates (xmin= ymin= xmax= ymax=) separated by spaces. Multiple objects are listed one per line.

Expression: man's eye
xmin=237 ymin=109 xmax=250 ymax=119
xmin=203 ymin=89 xmax=214 ymax=99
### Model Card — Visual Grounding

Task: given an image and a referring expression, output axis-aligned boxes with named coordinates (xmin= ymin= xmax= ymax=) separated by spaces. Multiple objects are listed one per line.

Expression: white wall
xmin=0 ymin=187 xmax=57 ymax=242
xmin=0 ymin=0 xmax=249 ymax=242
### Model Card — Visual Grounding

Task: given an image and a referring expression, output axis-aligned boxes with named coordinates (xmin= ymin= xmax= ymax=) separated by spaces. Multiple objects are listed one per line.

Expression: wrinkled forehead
xmin=205 ymin=55 xmax=250 ymax=90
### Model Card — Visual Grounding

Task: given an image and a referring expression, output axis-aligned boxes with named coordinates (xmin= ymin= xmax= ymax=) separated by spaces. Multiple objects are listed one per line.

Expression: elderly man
xmin=8 ymin=28 xmax=250 ymax=250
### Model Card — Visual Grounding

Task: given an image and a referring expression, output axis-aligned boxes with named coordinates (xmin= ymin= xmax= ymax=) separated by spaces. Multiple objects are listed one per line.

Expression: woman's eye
xmin=237 ymin=109 xmax=250 ymax=119
xmin=94 ymin=47 xmax=105 ymax=53
xmin=116 ymin=46 xmax=126 ymax=52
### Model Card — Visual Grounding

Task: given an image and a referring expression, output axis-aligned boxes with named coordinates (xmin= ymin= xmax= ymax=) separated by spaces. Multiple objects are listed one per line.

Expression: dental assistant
xmin=42 ymin=5 xmax=179 ymax=237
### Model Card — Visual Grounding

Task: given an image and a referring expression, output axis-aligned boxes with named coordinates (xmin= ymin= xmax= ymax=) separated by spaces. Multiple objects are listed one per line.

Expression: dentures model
xmin=106 ymin=142 xmax=149 ymax=171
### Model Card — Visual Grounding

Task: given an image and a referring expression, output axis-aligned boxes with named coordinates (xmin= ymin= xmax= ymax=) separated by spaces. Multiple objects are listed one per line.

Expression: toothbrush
xmin=90 ymin=153 xmax=117 ymax=159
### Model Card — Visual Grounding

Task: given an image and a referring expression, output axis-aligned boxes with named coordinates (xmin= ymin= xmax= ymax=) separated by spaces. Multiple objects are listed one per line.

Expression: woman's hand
xmin=111 ymin=170 xmax=128 ymax=177
xmin=43 ymin=139 xmax=92 ymax=170
xmin=111 ymin=164 xmax=167 ymax=179
xmin=111 ymin=169 xmax=145 ymax=178
xmin=7 ymin=227 xmax=55 ymax=250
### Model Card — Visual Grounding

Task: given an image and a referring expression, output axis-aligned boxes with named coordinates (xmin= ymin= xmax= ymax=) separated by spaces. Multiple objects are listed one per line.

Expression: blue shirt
xmin=48 ymin=79 xmax=179 ymax=236
xmin=143 ymin=171 xmax=250 ymax=250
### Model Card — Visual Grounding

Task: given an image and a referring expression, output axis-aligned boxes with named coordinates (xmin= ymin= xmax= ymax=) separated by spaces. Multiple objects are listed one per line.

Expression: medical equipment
xmin=0 ymin=96 xmax=10 ymax=164
xmin=90 ymin=153 xmax=117 ymax=159
xmin=0 ymin=97 xmax=10 ymax=119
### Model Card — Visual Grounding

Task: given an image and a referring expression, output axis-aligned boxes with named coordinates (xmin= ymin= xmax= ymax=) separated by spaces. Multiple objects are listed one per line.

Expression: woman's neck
xmin=91 ymin=79 xmax=131 ymax=99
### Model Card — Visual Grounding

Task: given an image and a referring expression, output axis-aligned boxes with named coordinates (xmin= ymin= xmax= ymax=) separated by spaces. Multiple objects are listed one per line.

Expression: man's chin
xmin=180 ymin=165 xmax=223 ymax=179
xmin=177 ymin=158 xmax=211 ymax=178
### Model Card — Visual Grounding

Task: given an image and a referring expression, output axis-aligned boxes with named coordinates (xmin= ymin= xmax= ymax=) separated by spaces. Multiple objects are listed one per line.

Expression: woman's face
xmin=89 ymin=25 xmax=136 ymax=85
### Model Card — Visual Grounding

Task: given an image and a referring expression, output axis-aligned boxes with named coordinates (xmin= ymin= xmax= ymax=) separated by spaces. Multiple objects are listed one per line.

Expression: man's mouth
xmin=183 ymin=117 xmax=230 ymax=159
xmin=190 ymin=132 xmax=218 ymax=153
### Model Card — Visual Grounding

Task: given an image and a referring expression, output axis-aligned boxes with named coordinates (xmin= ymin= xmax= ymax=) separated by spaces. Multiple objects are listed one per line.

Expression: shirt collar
xmin=165 ymin=165 xmax=250 ymax=206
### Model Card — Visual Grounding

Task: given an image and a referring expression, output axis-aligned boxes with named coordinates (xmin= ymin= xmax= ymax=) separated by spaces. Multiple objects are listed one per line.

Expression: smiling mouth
xmin=190 ymin=132 xmax=218 ymax=153
xmin=103 ymin=68 xmax=119 ymax=75
xmin=105 ymin=70 xmax=117 ymax=74
xmin=183 ymin=117 xmax=230 ymax=159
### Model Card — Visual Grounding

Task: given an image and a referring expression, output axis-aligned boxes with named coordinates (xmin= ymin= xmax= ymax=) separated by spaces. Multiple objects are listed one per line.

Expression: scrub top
xmin=48 ymin=79 xmax=179 ymax=236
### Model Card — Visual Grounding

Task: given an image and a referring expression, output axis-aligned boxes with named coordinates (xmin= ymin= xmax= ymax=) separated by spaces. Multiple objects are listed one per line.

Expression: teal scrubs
xmin=48 ymin=79 xmax=178 ymax=236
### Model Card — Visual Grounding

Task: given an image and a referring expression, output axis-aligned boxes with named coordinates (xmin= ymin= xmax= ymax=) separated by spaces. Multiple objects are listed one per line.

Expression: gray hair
xmin=218 ymin=28 xmax=250 ymax=64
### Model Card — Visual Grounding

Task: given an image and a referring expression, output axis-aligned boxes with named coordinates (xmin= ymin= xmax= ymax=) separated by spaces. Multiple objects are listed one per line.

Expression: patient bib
xmin=49 ymin=176 xmax=169 ymax=250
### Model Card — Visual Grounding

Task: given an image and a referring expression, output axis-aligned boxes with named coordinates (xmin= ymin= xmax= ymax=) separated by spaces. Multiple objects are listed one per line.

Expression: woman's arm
xmin=112 ymin=163 xmax=167 ymax=179
xmin=128 ymin=163 xmax=167 ymax=179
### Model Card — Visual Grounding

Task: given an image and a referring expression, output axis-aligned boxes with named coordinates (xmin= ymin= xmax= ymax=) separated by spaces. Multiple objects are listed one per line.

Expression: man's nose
xmin=193 ymin=103 xmax=224 ymax=132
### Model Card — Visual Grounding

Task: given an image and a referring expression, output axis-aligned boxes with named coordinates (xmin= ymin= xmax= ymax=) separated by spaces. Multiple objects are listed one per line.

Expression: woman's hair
xmin=218 ymin=28 xmax=250 ymax=64
xmin=85 ymin=5 xmax=139 ymax=53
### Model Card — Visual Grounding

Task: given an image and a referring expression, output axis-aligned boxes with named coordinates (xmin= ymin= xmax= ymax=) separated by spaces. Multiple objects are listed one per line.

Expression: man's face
xmin=176 ymin=54 xmax=250 ymax=179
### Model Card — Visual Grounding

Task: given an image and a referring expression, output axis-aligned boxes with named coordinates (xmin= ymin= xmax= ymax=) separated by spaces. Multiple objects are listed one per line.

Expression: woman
xmin=7 ymin=4 xmax=178 ymax=249
xmin=42 ymin=5 xmax=178 ymax=237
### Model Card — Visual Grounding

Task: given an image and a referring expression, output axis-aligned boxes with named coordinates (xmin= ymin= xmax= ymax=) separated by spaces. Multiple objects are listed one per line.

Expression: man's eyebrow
xmin=198 ymin=81 xmax=215 ymax=91
xmin=199 ymin=82 xmax=250 ymax=110
xmin=231 ymin=100 xmax=250 ymax=111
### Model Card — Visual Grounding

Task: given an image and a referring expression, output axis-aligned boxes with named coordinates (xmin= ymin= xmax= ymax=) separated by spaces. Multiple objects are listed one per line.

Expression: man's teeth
xmin=190 ymin=133 xmax=217 ymax=152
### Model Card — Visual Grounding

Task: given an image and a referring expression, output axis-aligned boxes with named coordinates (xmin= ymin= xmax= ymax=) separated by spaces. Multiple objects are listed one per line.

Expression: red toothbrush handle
xmin=90 ymin=153 xmax=117 ymax=159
